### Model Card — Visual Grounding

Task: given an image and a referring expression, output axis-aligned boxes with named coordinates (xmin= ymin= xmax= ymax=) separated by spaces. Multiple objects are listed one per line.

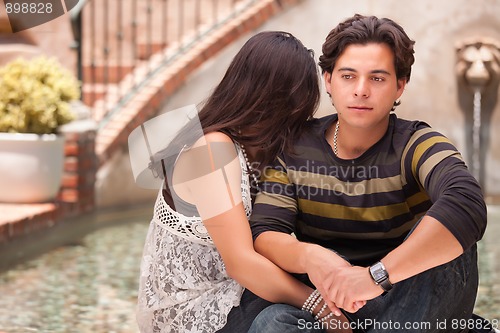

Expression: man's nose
xmin=354 ymin=79 xmax=370 ymax=97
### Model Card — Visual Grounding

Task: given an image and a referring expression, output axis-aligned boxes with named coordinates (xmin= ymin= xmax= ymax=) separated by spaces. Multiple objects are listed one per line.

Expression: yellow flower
xmin=0 ymin=56 xmax=81 ymax=134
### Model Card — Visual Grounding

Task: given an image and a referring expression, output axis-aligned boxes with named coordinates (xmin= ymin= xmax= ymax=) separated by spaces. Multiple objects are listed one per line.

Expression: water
xmin=475 ymin=205 xmax=500 ymax=325
xmin=472 ymin=89 xmax=482 ymax=182
xmin=0 ymin=206 xmax=150 ymax=333
xmin=0 ymin=206 xmax=498 ymax=332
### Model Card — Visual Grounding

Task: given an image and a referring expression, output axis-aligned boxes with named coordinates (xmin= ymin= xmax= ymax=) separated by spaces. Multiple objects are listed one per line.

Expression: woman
xmin=136 ymin=31 xmax=338 ymax=333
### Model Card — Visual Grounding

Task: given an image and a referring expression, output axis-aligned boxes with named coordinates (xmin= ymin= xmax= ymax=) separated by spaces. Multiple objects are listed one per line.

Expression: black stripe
xmin=298 ymin=211 xmax=418 ymax=233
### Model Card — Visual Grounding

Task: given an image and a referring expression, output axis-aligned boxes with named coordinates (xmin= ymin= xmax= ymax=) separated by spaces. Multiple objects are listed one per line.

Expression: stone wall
xmin=120 ymin=0 xmax=500 ymax=202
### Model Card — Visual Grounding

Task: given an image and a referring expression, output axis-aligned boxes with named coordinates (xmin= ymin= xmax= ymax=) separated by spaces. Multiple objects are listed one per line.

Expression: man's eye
xmin=342 ymin=74 xmax=353 ymax=79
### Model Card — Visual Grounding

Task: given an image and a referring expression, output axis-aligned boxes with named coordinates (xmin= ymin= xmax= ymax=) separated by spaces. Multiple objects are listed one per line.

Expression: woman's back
xmin=137 ymin=142 xmax=251 ymax=333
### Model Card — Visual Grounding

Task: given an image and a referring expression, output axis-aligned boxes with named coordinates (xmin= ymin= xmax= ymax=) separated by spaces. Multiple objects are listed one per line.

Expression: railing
xmin=71 ymin=0 xmax=259 ymax=128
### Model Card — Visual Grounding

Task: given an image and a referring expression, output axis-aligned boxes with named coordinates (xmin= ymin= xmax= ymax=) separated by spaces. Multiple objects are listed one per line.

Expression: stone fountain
xmin=456 ymin=38 xmax=500 ymax=190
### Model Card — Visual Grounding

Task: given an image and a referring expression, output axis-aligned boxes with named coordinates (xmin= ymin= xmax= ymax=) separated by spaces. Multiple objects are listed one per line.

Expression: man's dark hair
xmin=319 ymin=14 xmax=415 ymax=83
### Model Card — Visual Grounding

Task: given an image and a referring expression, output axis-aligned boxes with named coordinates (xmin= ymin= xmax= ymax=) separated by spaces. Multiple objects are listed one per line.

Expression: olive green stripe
xmin=298 ymin=199 xmax=409 ymax=221
xmin=262 ymin=168 xmax=289 ymax=185
xmin=411 ymin=136 xmax=455 ymax=180
xmin=288 ymin=169 xmax=401 ymax=196
xmin=401 ymin=128 xmax=435 ymax=186
xmin=298 ymin=190 xmax=429 ymax=221
xmin=257 ymin=192 xmax=297 ymax=213
xmin=406 ymin=191 xmax=430 ymax=207
xmin=418 ymin=150 xmax=463 ymax=185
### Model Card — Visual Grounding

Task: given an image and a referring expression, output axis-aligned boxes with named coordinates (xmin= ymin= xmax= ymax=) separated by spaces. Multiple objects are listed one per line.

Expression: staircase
xmin=76 ymin=0 xmax=302 ymax=166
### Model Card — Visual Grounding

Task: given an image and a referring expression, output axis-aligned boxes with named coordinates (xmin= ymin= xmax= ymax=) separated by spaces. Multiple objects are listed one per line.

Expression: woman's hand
xmin=326 ymin=265 xmax=378 ymax=313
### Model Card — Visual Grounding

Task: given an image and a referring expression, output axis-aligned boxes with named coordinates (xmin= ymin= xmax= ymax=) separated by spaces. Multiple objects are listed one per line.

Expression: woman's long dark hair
xmin=151 ymin=31 xmax=320 ymax=177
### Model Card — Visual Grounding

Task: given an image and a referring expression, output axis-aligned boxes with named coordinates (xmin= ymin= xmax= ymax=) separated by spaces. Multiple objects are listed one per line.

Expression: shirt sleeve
xmin=403 ymin=127 xmax=487 ymax=250
xmin=250 ymin=156 xmax=299 ymax=240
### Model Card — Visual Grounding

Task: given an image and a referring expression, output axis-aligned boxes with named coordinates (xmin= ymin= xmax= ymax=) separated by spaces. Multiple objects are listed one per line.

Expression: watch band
xmin=378 ymin=275 xmax=393 ymax=292
xmin=369 ymin=261 xmax=393 ymax=292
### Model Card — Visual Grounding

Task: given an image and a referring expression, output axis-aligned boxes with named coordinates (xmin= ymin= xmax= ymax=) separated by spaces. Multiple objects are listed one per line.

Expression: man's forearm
xmin=382 ymin=215 xmax=463 ymax=284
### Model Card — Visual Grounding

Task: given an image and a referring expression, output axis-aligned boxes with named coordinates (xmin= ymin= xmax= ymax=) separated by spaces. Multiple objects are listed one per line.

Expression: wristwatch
xmin=369 ymin=261 xmax=393 ymax=292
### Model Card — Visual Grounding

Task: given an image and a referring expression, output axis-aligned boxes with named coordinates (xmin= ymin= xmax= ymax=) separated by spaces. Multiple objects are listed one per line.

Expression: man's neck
xmin=329 ymin=117 xmax=390 ymax=160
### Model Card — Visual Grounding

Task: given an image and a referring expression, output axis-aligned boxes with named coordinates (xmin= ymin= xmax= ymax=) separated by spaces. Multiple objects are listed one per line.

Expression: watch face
xmin=372 ymin=268 xmax=385 ymax=282
xmin=370 ymin=262 xmax=387 ymax=283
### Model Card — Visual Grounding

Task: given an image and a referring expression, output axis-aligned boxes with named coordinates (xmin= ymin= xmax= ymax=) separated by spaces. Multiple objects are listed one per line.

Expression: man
xmin=249 ymin=14 xmax=491 ymax=333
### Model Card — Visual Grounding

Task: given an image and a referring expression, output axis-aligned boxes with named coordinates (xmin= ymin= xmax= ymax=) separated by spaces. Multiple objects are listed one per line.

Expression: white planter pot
xmin=0 ymin=133 xmax=65 ymax=203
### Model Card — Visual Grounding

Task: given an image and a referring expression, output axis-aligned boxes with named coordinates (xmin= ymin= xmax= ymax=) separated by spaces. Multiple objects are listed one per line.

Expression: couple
xmin=135 ymin=14 xmax=490 ymax=333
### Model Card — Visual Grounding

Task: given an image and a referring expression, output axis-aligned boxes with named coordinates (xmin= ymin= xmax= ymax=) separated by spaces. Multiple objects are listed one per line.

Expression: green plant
xmin=0 ymin=56 xmax=80 ymax=134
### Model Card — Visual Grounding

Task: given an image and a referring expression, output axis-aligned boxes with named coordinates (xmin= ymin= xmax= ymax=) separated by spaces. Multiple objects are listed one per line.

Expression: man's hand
xmin=304 ymin=245 xmax=364 ymax=315
xmin=326 ymin=265 xmax=383 ymax=313
xmin=254 ymin=232 xmax=368 ymax=313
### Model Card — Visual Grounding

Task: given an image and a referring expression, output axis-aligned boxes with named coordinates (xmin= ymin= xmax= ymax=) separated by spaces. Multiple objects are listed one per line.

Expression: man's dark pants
xmin=248 ymin=245 xmax=479 ymax=333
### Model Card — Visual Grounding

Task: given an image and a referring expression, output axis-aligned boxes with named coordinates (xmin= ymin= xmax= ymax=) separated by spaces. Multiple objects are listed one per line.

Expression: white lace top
xmin=137 ymin=144 xmax=252 ymax=333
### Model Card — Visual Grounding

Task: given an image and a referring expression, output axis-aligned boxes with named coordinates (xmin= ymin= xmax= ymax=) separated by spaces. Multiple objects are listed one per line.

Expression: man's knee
xmin=249 ymin=304 xmax=321 ymax=333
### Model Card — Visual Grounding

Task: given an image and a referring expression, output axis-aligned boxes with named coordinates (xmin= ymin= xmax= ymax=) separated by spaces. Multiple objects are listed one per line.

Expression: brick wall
xmin=59 ymin=128 xmax=97 ymax=216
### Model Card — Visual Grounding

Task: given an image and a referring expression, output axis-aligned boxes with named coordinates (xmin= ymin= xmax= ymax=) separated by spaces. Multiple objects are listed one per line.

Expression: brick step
xmin=136 ymin=42 xmax=167 ymax=60
xmin=82 ymin=42 xmax=167 ymax=84
xmin=82 ymin=63 xmax=135 ymax=84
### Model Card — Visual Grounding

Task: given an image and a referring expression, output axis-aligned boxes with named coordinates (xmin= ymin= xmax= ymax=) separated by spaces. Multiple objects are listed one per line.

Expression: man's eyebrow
xmin=337 ymin=67 xmax=357 ymax=72
xmin=371 ymin=69 xmax=391 ymax=75
xmin=337 ymin=67 xmax=392 ymax=76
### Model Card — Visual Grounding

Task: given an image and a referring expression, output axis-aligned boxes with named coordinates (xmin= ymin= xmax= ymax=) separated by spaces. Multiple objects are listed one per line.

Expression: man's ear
xmin=324 ymin=72 xmax=332 ymax=95
xmin=396 ymin=78 xmax=406 ymax=98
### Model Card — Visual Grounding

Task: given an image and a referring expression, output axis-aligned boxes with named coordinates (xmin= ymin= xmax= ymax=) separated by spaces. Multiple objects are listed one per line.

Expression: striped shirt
xmin=250 ymin=114 xmax=487 ymax=266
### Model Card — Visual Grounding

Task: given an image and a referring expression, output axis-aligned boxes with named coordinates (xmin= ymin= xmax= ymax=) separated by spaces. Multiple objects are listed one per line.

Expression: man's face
xmin=324 ymin=43 xmax=406 ymax=130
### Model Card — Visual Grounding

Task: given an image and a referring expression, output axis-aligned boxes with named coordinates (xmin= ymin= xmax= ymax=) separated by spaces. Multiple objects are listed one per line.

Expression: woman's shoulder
xmin=180 ymin=132 xmax=239 ymax=170
xmin=192 ymin=131 xmax=234 ymax=148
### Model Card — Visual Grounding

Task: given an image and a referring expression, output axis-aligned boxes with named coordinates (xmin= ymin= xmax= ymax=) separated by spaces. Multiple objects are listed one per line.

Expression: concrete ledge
xmin=0 ymin=203 xmax=57 ymax=244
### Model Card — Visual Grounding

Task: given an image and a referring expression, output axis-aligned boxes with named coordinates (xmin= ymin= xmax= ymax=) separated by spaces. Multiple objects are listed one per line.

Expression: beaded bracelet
xmin=314 ymin=302 xmax=328 ymax=321
xmin=309 ymin=293 xmax=323 ymax=313
xmin=301 ymin=289 xmax=321 ymax=314
xmin=318 ymin=311 xmax=335 ymax=323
